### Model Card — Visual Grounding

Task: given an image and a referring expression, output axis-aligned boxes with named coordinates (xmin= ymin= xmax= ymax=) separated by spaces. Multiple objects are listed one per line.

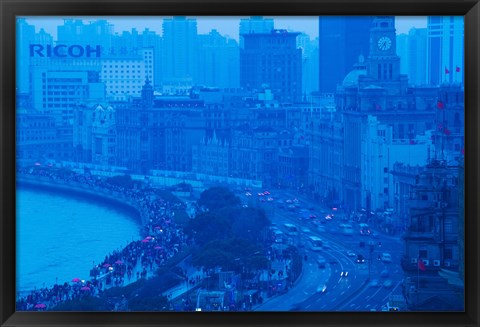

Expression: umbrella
xmin=102 ymin=263 xmax=111 ymax=268
xmin=114 ymin=260 xmax=123 ymax=265
xmin=145 ymin=236 xmax=153 ymax=240
xmin=80 ymin=286 xmax=91 ymax=291
xmin=141 ymin=239 xmax=150 ymax=243
xmin=72 ymin=278 xmax=81 ymax=283
xmin=34 ymin=303 xmax=46 ymax=309
xmin=154 ymin=226 xmax=162 ymax=230
xmin=154 ymin=246 xmax=162 ymax=250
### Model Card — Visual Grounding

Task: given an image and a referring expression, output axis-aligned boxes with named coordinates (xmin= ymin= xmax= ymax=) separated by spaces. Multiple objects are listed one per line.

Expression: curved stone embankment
xmin=17 ymin=174 xmax=148 ymax=226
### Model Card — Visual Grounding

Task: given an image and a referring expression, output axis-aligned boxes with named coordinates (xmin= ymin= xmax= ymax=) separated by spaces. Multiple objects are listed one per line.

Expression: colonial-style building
xmin=334 ymin=16 xmax=438 ymax=212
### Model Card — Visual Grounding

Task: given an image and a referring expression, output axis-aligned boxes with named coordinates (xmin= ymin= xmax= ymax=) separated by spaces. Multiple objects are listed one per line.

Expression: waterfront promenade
xmin=16 ymin=166 xmax=190 ymax=311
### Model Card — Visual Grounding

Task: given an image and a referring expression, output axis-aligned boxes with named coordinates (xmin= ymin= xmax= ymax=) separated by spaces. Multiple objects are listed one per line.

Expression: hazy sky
xmin=24 ymin=16 xmax=428 ymax=42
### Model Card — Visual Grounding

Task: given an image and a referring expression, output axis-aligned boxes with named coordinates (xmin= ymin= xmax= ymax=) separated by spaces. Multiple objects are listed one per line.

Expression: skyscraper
xmin=426 ymin=16 xmax=464 ymax=86
xmin=396 ymin=28 xmax=428 ymax=86
xmin=197 ymin=29 xmax=240 ymax=88
xmin=161 ymin=17 xmax=198 ymax=86
xmin=16 ymin=19 xmax=36 ymax=93
xmin=239 ymin=16 xmax=274 ymax=48
xmin=318 ymin=16 xmax=373 ymax=94
xmin=241 ymin=30 xmax=302 ymax=103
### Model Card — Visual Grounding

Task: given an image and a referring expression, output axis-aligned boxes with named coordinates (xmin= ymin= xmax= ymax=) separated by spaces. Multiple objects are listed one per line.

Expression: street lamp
xmin=368 ymin=241 xmax=375 ymax=281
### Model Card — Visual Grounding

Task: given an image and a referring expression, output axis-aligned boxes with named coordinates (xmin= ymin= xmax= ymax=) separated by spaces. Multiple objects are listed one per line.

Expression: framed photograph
xmin=1 ymin=0 xmax=478 ymax=326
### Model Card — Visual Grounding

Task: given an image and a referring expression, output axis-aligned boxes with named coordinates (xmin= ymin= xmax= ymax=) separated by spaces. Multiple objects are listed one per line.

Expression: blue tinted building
xmin=240 ymin=30 xmax=302 ymax=103
xmin=318 ymin=16 xmax=373 ymax=94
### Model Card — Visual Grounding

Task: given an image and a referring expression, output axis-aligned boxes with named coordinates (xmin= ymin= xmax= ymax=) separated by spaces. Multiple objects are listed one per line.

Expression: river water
xmin=16 ymin=185 xmax=141 ymax=296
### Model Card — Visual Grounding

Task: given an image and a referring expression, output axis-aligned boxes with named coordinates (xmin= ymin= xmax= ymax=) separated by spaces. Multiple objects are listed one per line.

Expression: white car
xmin=317 ymin=284 xmax=327 ymax=293
xmin=383 ymin=279 xmax=393 ymax=288
xmin=346 ymin=250 xmax=356 ymax=257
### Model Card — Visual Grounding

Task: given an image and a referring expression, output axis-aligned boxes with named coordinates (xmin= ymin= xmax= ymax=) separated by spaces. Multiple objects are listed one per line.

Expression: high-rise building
xmin=16 ymin=18 xmax=36 ymax=93
xmin=112 ymin=28 xmax=163 ymax=89
xmin=57 ymin=19 xmax=114 ymax=55
xmin=239 ymin=16 xmax=274 ymax=48
xmin=318 ymin=16 xmax=374 ymax=94
xmin=396 ymin=28 xmax=428 ymax=86
xmin=427 ymin=16 xmax=464 ymax=86
xmin=161 ymin=17 xmax=198 ymax=87
xmin=197 ymin=29 xmax=240 ymax=88
xmin=30 ymin=68 xmax=105 ymax=126
xmin=240 ymin=30 xmax=302 ymax=103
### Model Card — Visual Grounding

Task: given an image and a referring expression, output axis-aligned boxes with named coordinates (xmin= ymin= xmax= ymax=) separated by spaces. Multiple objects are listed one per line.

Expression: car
xmin=317 ymin=257 xmax=326 ymax=268
xmin=369 ymin=279 xmax=380 ymax=287
xmin=380 ymin=269 xmax=389 ymax=278
xmin=383 ymin=279 xmax=393 ymax=288
xmin=356 ymin=254 xmax=365 ymax=263
xmin=347 ymin=250 xmax=356 ymax=257
xmin=301 ymin=227 xmax=311 ymax=233
xmin=380 ymin=253 xmax=392 ymax=263
xmin=317 ymin=284 xmax=327 ymax=293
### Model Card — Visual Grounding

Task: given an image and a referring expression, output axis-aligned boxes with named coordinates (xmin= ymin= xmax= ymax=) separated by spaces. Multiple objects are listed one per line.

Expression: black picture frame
xmin=1 ymin=0 xmax=478 ymax=326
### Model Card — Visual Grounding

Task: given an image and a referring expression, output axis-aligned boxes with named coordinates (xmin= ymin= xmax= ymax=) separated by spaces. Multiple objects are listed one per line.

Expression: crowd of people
xmin=16 ymin=165 xmax=191 ymax=311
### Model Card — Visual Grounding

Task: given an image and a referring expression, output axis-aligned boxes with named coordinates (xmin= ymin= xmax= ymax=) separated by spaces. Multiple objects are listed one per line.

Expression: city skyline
xmin=24 ymin=16 xmax=429 ymax=42
xmin=15 ymin=15 xmax=464 ymax=313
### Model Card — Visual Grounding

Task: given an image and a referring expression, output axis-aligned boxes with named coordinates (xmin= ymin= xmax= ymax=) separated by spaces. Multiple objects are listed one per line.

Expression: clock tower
xmin=366 ymin=16 xmax=402 ymax=83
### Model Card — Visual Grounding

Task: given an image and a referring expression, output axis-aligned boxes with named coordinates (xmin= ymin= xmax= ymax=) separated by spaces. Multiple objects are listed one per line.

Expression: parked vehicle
xmin=380 ymin=253 xmax=392 ymax=263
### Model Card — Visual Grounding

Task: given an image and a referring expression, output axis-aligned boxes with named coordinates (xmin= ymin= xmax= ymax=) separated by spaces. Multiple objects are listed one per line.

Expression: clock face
xmin=377 ymin=36 xmax=392 ymax=51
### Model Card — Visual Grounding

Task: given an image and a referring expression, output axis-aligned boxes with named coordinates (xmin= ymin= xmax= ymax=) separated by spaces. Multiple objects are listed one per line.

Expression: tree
xmin=197 ymin=187 xmax=241 ymax=211
xmin=106 ymin=174 xmax=134 ymax=189
xmin=184 ymin=211 xmax=232 ymax=246
xmin=191 ymin=238 xmax=268 ymax=274
xmin=230 ymin=207 xmax=270 ymax=242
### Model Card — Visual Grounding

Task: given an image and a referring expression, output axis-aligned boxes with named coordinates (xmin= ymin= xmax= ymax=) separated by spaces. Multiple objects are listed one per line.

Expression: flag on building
xmin=437 ymin=100 xmax=444 ymax=109
xmin=445 ymin=67 xmax=450 ymax=74
xmin=418 ymin=258 xmax=426 ymax=271
xmin=456 ymin=66 xmax=461 ymax=72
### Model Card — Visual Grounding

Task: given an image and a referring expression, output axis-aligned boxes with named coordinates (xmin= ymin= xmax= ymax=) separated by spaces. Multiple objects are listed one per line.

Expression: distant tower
xmin=162 ymin=17 xmax=198 ymax=83
xmin=141 ymin=79 xmax=154 ymax=108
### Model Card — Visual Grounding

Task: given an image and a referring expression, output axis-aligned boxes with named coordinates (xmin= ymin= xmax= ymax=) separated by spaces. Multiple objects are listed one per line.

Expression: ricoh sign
xmin=29 ymin=44 xmax=101 ymax=58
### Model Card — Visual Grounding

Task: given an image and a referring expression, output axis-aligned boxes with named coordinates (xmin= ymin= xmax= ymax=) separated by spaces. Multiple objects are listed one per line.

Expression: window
xmin=444 ymin=248 xmax=453 ymax=259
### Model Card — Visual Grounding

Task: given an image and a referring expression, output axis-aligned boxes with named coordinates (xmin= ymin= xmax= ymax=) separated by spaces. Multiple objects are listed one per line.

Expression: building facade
xmin=240 ymin=30 xmax=302 ymax=103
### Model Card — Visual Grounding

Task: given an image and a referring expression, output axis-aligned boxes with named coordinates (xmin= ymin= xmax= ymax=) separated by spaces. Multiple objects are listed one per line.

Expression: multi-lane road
xmin=246 ymin=189 xmax=406 ymax=312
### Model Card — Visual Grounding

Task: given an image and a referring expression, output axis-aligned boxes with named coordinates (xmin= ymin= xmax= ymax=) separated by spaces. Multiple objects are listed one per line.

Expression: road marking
xmin=340 ymin=291 xmax=345 ymax=295
xmin=348 ymin=285 xmax=352 ymax=288
xmin=350 ymin=303 xmax=356 ymax=307
xmin=306 ymin=304 xmax=311 ymax=309
xmin=332 ymin=297 xmax=337 ymax=302
xmin=304 ymin=291 xmax=310 ymax=295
